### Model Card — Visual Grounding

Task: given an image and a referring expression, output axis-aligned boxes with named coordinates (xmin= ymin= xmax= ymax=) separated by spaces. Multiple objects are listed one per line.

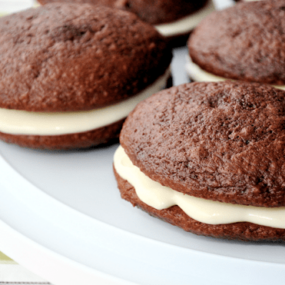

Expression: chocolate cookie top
xmin=0 ymin=3 xmax=171 ymax=112
xmin=120 ymin=82 xmax=285 ymax=207
xmin=37 ymin=0 xmax=208 ymax=25
xmin=188 ymin=0 xmax=285 ymax=85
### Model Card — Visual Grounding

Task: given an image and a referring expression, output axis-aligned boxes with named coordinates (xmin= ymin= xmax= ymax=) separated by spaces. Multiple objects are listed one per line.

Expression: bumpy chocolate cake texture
xmin=188 ymin=0 xmax=285 ymax=84
xmin=37 ymin=0 xmax=209 ymax=25
xmin=120 ymin=82 xmax=285 ymax=207
xmin=114 ymin=167 xmax=285 ymax=241
xmin=0 ymin=3 xmax=171 ymax=112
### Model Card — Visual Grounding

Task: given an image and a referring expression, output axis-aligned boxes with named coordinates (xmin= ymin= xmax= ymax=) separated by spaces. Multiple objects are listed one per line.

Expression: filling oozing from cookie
xmin=155 ymin=0 xmax=215 ymax=37
xmin=185 ymin=55 xmax=285 ymax=90
xmin=114 ymin=145 xmax=285 ymax=229
xmin=0 ymin=68 xmax=170 ymax=136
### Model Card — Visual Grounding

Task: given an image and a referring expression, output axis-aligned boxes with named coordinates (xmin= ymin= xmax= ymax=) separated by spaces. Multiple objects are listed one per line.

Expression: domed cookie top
xmin=0 ymin=3 xmax=171 ymax=112
xmin=188 ymin=0 xmax=285 ymax=84
xmin=120 ymin=81 xmax=285 ymax=207
xmin=37 ymin=0 xmax=209 ymax=25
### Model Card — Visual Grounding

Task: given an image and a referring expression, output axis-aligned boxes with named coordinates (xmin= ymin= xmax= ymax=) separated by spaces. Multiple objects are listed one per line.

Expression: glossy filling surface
xmin=114 ymin=146 xmax=285 ymax=229
xmin=0 ymin=68 xmax=170 ymax=136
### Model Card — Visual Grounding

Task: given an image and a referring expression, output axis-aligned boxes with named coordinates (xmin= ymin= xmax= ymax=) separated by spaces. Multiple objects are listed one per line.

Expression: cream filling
xmin=155 ymin=0 xmax=215 ymax=37
xmin=114 ymin=146 xmax=285 ymax=229
xmin=186 ymin=55 xmax=285 ymax=90
xmin=0 ymin=68 xmax=170 ymax=136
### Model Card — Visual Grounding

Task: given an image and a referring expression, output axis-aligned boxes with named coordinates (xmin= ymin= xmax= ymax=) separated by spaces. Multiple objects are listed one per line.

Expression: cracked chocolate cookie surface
xmin=0 ymin=3 xmax=171 ymax=112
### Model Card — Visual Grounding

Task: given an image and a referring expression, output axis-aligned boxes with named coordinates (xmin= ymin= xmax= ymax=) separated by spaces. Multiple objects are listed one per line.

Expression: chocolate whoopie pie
xmin=0 ymin=3 xmax=172 ymax=150
xmin=114 ymin=81 xmax=285 ymax=241
xmin=187 ymin=0 xmax=285 ymax=90
xmin=37 ymin=0 xmax=215 ymax=47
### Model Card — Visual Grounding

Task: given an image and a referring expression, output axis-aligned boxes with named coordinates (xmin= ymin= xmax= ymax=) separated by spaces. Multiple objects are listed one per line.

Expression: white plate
xmin=0 ymin=46 xmax=285 ymax=285
xmin=1 ymin=1 xmax=285 ymax=283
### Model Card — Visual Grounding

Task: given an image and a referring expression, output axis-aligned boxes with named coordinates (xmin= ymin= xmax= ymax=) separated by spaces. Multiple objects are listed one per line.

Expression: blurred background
xmin=0 ymin=0 xmax=36 ymax=14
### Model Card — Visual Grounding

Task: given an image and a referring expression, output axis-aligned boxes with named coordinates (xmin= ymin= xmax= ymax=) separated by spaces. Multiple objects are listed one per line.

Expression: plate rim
xmin=1 ymin=152 xmax=285 ymax=285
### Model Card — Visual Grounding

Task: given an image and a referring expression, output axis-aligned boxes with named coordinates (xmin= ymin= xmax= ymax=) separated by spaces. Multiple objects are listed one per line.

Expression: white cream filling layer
xmin=186 ymin=55 xmax=285 ymax=90
xmin=114 ymin=145 xmax=285 ymax=229
xmin=155 ymin=0 xmax=215 ymax=37
xmin=0 ymin=69 xmax=170 ymax=136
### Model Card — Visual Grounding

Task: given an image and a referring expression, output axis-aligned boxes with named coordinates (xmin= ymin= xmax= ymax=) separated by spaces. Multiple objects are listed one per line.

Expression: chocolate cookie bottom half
xmin=0 ymin=119 xmax=124 ymax=150
xmin=185 ymin=55 xmax=285 ymax=90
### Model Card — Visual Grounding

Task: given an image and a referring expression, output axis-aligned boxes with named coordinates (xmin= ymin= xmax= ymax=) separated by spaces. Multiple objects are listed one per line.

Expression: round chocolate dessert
xmin=114 ymin=81 xmax=285 ymax=241
xmin=37 ymin=0 xmax=216 ymax=47
xmin=187 ymin=0 xmax=285 ymax=90
xmin=0 ymin=3 xmax=172 ymax=149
